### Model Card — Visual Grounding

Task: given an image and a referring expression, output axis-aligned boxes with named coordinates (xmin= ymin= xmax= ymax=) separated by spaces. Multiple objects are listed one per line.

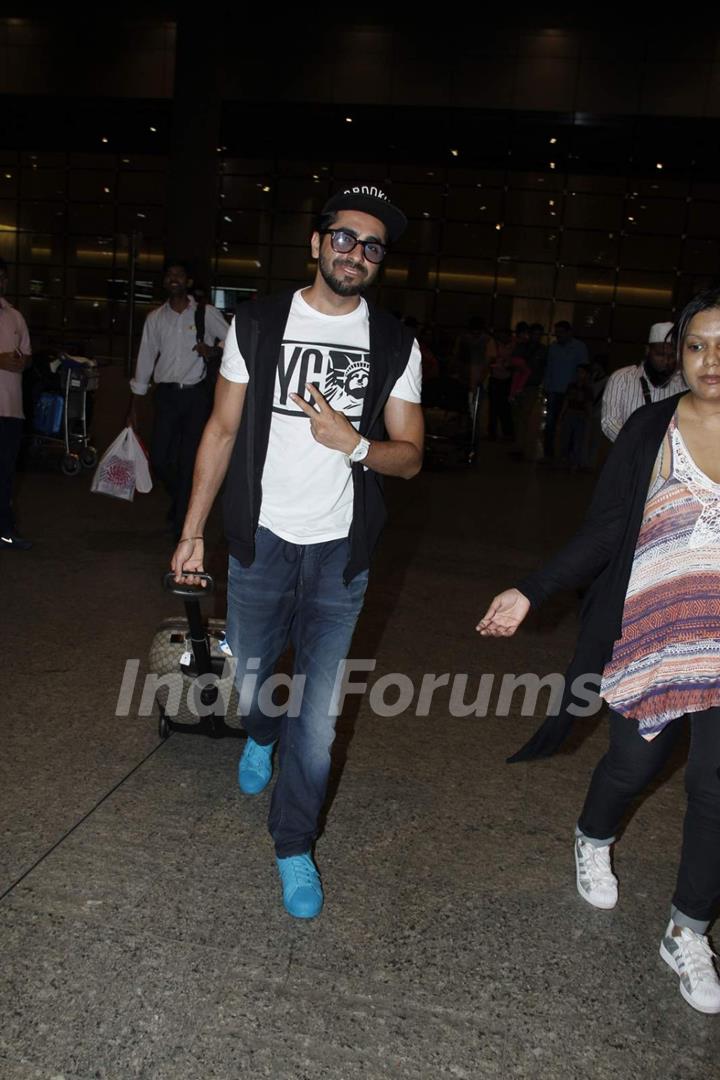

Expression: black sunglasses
xmin=320 ymin=228 xmax=387 ymax=265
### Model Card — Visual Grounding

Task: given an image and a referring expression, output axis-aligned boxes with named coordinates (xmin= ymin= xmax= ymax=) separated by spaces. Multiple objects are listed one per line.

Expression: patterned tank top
xmin=600 ymin=414 xmax=720 ymax=739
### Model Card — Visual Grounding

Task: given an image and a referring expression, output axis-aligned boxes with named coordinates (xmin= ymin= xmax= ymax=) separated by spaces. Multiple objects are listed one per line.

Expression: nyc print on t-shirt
xmin=275 ymin=340 xmax=369 ymax=418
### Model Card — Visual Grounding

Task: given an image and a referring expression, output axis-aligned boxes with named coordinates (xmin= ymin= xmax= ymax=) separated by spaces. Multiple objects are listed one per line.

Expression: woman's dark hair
xmin=672 ymin=286 xmax=720 ymax=363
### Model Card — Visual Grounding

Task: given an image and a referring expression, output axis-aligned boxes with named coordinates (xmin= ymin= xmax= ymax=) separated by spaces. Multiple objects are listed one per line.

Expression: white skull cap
xmin=648 ymin=321 xmax=674 ymax=344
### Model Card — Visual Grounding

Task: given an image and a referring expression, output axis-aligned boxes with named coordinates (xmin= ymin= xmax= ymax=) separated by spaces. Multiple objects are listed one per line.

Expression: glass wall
xmin=215 ymin=151 xmax=720 ymax=367
xmin=2 ymin=115 xmax=720 ymax=369
xmin=0 ymin=150 xmax=167 ymax=360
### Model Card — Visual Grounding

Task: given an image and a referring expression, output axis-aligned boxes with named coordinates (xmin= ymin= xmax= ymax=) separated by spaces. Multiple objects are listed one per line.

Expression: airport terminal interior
xmin=1 ymin=13 xmax=719 ymax=1079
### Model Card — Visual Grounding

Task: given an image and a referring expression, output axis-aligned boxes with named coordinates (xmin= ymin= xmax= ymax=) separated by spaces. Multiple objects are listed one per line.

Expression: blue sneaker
xmin=237 ymin=737 xmax=275 ymax=795
xmin=276 ymin=852 xmax=324 ymax=919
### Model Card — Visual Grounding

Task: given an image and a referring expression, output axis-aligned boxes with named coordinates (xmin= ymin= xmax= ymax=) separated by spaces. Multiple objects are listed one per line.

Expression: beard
xmin=318 ymin=252 xmax=374 ymax=297
xmin=643 ymin=358 xmax=675 ymax=387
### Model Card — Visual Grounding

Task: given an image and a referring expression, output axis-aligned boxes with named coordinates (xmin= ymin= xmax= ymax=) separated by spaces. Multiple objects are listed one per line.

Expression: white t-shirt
xmin=221 ymin=289 xmax=422 ymax=545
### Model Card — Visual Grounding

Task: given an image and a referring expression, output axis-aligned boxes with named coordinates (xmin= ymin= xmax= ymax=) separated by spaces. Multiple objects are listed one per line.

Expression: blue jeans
xmin=226 ymin=527 xmax=369 ymax=857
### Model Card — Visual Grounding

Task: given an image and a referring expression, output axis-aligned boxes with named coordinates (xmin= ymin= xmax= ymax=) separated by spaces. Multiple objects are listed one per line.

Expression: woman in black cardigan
xmin=478 ymin=288 xmax=720 ymax=1016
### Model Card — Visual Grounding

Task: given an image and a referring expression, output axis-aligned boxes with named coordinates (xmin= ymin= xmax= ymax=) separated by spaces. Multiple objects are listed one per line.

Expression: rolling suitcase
xmin=151 ymin=572 xmax=245 ymax=740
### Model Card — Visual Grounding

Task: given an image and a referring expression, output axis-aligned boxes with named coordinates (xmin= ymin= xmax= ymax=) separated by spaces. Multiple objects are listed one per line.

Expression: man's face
xmin=163 ymin=265 xmax=191 ymax=297
xmin=554 ymin=324 xmax=571 ymax=344
xmin=647 ymin=341 xmax=675 ymax=375
xmin=312 ymin=210 xmax=386 ymax=297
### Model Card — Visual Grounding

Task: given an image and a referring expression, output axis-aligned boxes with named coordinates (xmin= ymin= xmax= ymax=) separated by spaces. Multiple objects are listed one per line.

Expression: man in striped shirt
xmin=601 ymin=321 xmax=685 ymax=442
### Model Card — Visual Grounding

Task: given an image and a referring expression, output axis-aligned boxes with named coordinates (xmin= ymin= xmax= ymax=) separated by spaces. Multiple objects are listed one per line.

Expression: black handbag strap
xmin=194 ymin=301 xmax=206 ymax=344
xmin=639 ymin=375 xmax=653 ymax=406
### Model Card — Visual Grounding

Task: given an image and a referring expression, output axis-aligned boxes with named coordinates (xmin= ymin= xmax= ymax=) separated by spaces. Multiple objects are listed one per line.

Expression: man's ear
xmin=310 ymin=231 xmax=321 ymax=260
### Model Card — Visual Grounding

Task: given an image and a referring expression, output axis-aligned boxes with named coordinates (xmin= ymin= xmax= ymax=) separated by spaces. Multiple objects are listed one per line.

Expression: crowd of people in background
xmin=412 ymin=310 xmax=685 ymax=473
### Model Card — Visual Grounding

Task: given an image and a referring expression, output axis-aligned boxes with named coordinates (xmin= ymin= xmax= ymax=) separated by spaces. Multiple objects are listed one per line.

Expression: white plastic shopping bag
xmin=91 ymin=427 xmax=148 ymax=501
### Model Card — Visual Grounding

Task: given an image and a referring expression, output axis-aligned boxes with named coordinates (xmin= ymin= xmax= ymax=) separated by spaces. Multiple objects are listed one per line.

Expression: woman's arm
xmin=510 ymin=414 xmax=645 ymax=607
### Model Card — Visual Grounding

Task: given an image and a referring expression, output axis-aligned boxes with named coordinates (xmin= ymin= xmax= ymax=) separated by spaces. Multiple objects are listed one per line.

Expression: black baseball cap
xmin=321 ymin=185 xmax=407 ymax=242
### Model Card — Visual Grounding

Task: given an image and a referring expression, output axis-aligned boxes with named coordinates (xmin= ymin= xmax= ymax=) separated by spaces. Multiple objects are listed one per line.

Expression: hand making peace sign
xmin=290 ymin=382 xmax=362 ymax=455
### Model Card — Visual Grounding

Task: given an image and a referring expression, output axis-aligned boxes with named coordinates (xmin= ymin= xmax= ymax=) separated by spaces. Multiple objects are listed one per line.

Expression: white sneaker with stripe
xmin=574 ymin=836 xmax=618 ymax=910
xmin=660 ymin=921 xmax=720 ymax=1015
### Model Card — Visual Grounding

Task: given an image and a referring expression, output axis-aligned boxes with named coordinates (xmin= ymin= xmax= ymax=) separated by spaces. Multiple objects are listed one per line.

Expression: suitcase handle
xmin=162 ymin=571 xmax=215 ymax=597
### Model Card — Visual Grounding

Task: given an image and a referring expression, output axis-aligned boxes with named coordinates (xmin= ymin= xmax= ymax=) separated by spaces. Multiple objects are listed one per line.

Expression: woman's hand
xmin=476 ymin=589 xmax=530 ymax=637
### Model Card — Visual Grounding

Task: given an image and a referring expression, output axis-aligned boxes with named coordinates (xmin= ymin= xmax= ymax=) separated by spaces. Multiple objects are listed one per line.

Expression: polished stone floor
xmin=1 ymin=396 xmax=718 ymax=1079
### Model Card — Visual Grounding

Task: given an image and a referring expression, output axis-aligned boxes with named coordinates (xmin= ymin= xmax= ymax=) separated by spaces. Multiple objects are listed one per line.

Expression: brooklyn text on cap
xmin=648 ymin=321 xmax=674 ymax=344
xmin=321 ymin=185 xmax=408 ymax=242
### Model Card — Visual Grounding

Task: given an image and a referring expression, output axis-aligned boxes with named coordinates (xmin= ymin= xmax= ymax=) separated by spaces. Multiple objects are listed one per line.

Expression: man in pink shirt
xmin=0 ymin=259 xmax=32 ymax=550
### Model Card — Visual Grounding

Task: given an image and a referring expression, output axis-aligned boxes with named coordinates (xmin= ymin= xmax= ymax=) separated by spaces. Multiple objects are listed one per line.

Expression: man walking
xmin=0 ymin=258 xmax=32 ymax=550
xmin=129 ymin=260 xmax=228 ymax=537
xmin=171 ymin=186 xmax=423 ymax=919
xmin=542 ymin=321 xmax=589 ymax=459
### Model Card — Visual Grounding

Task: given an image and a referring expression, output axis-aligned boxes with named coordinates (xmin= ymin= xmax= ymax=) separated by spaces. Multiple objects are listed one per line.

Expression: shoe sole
xmin=659 ymin=940 xmax=720 ymax=1015
xmin=283 ymin=902 xmax=323 ymax=919
xmin=574 ymin=846 xmax=618 ymax=910
xmin=238 ymin=770 xmax=271 ymax=795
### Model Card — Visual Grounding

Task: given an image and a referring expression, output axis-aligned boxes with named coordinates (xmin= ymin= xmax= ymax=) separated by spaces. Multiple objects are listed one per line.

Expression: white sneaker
xmin=660 ymin=921 xmax=720 ymax=1015
xmin=574 ymin=836 xmax=618 ymax=910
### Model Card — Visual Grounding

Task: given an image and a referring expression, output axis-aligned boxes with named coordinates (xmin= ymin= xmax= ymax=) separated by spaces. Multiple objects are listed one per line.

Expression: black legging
xmin=487 ymin=377 xmax=514 ymax=440
xmin=0 ymin=417 xmax=23 ymax=534
xmin=578 ymin=707 xmax=720 ymax=926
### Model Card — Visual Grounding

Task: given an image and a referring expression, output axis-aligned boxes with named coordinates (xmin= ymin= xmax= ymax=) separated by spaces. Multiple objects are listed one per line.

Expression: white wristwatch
xmin=348 ymin=436 xmax=370 ymax=464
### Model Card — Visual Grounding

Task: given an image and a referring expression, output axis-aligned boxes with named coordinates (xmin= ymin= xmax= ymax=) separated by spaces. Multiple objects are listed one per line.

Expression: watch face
xmin=351 ymin=437 xmax=369 ymax=461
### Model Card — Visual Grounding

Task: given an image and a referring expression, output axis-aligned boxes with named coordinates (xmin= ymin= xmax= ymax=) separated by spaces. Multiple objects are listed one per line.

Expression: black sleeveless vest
xmin=223 ymin=289 xmax=415 ymax=584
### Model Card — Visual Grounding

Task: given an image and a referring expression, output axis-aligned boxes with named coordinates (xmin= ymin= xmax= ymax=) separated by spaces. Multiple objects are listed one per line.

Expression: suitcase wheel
xmin=158 ymin=710 xmax=170 ymax=740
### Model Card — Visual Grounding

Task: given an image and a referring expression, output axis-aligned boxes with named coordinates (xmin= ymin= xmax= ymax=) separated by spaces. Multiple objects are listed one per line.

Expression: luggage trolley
xmin=29 ymin=352 xmax=99 ymax=476
xmin=422 ymin=377 xmax=481 ymax=467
